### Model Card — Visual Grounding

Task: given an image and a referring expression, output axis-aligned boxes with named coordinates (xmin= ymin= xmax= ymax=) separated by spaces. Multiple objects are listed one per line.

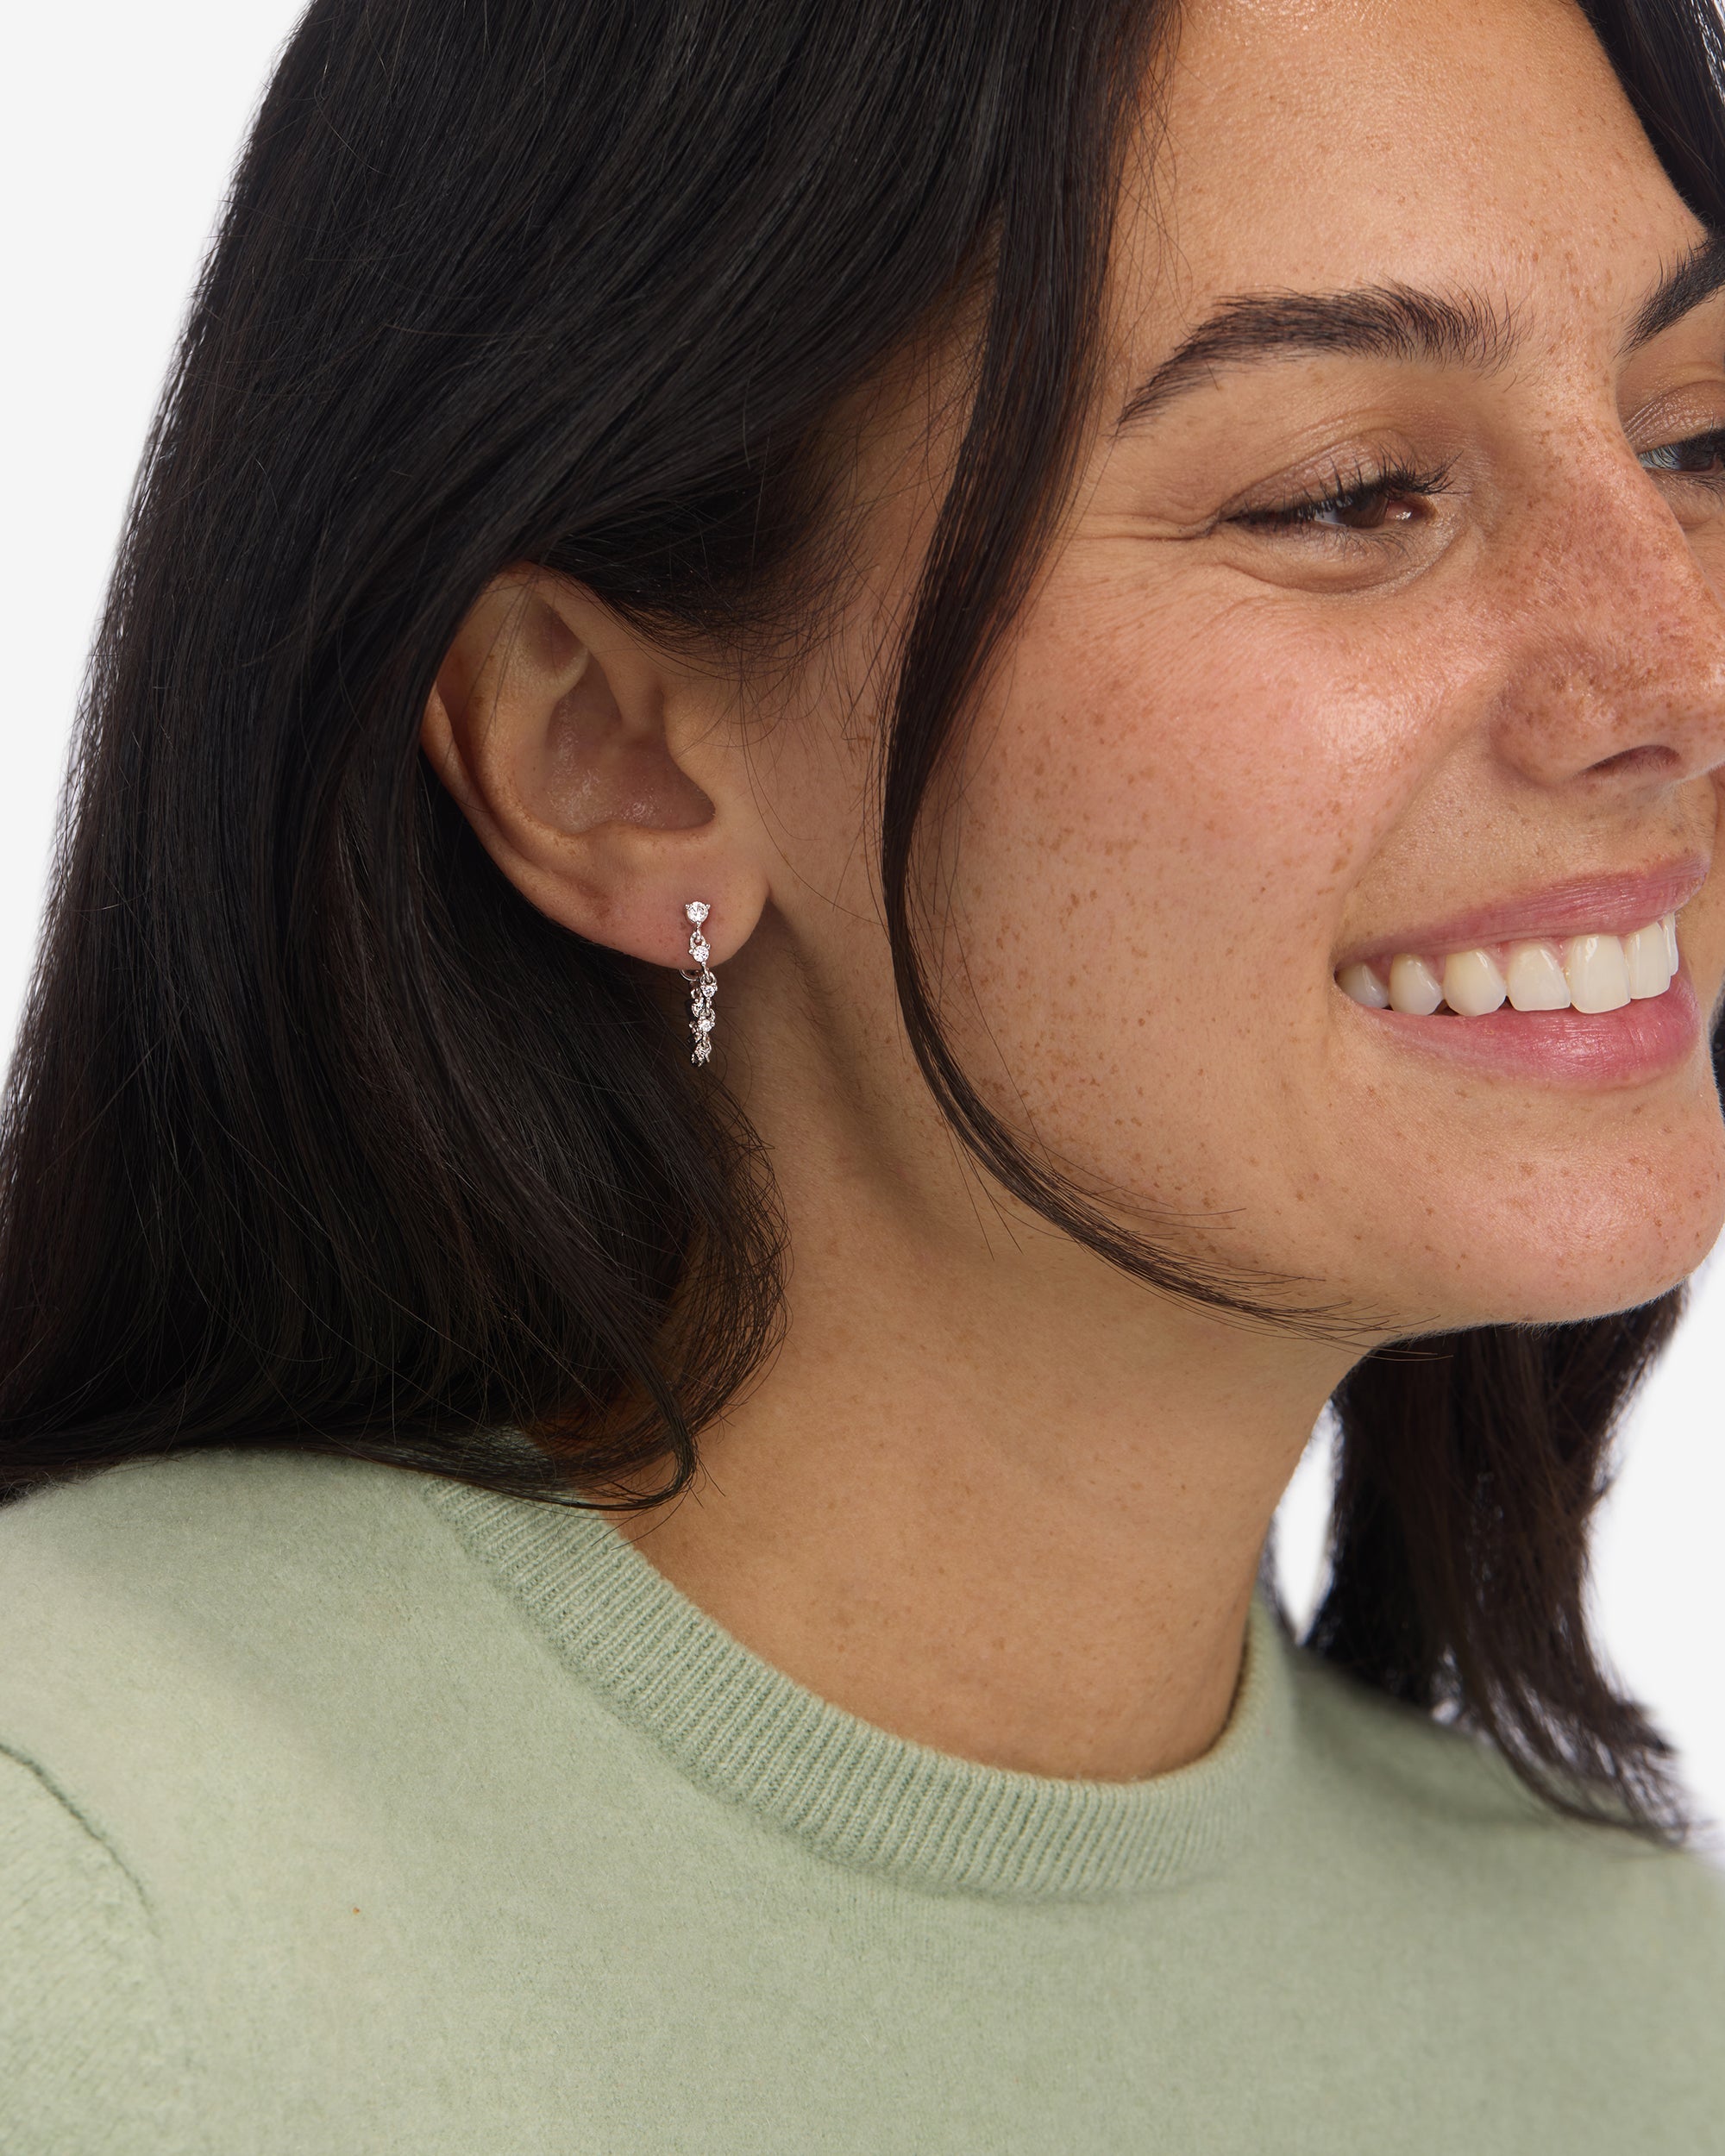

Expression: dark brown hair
xmin=0 ymin=0 xmax=1719 ymax=1835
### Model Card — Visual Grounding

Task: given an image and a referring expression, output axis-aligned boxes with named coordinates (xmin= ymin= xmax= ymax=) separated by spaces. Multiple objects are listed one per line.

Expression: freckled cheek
xmin=961 ymin=624 xmax=1383 ymax=987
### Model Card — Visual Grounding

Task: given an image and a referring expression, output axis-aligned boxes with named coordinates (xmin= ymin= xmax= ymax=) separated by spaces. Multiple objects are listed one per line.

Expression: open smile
xmin=1333 ymin=859 xmax=1709 ymax=1084
xmin=1338 ymin=915 xmax=1679 ymax=1017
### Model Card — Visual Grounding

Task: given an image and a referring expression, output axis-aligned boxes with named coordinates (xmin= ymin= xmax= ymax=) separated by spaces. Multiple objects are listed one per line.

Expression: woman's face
xmin=759 ymin=0 xmax=1725 ymax=1333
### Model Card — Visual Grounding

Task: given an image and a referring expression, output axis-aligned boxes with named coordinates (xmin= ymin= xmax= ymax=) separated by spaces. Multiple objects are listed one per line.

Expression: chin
xmin=1422 ymin=1157 xmax=1725 ymax=1329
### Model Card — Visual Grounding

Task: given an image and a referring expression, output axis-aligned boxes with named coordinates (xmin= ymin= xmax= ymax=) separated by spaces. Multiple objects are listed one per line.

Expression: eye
xmin=1233 ymin=457 xmax=1458 ymax=539
xmin=1639 ymin=427 xmax=1725 ymax=480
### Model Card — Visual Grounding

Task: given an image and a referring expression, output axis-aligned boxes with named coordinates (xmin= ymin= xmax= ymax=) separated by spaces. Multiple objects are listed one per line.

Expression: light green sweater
xmin=0 ymin=1449 xmax=1720 ymax=2153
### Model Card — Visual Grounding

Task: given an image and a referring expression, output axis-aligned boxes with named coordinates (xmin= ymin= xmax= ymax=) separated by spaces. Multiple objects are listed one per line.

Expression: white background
xmin=5 ymin=3 xmax=1721 ymax=1852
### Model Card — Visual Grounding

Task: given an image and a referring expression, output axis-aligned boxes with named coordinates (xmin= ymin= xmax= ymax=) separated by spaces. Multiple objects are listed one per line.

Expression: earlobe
xmin=419 ymin=568 xmax=768 ymax=968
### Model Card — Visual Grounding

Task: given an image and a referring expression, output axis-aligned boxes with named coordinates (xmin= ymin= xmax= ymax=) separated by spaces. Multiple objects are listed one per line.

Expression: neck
xmin=628 ymin=999 xmax=1352 ymax=1779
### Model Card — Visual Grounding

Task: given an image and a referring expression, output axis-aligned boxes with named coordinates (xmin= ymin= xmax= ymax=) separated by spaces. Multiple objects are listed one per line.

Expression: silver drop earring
xmin=681 ymin=900 xmax=716 ymax=1064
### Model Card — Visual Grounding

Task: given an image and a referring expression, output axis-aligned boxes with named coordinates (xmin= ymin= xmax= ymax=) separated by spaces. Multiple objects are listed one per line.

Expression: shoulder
xmin=0 ymin=1448 xmax=489 ymax=1857
xmin=0 ymin=1442 xmax=430 ymax=1586
xmin=0 ymin=1744 xmax=202 ymax=2150
xmin=0 ymin=1445 xmax=461 ymax=1676
xmin=0 ymin=1451 xmax=576 ymax=2146
xmin=0 ymin=1440 xmax=506 ymax=1689
xmin=1276 ymin=1625 xmax=1725 ymax=2002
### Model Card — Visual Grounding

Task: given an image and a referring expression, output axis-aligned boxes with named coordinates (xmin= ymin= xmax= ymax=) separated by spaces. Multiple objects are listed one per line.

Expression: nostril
xmin=1583 ymin=743 xmax=1681 ymax=780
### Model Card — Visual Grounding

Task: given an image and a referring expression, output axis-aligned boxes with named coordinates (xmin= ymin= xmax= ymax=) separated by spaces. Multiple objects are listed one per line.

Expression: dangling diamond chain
xmin=681 ymin=899 xmax=716 ymax=1064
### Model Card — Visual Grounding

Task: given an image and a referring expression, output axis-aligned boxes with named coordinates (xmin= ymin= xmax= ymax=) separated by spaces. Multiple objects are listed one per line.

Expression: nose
xmin=1486 ymin=443 xmax=1725 ymax=793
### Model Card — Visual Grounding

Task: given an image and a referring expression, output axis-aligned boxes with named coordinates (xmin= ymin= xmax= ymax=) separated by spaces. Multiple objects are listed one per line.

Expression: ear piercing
xmin=681 ymin=900 xmax=716 ymax=1064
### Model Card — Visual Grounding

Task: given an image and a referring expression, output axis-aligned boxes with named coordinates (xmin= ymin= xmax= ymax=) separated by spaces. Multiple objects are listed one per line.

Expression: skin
xmin=422 ymin=0 xmax=1725 ymax=1780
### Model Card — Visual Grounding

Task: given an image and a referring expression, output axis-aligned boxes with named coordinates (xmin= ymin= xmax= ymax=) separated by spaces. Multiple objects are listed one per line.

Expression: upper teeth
xmin=1338 ymin=915 xmax=1678 ymax=1016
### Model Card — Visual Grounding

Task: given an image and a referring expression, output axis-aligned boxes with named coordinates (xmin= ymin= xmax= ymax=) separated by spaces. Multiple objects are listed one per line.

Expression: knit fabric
xmin=0 ymin=1447 xmax=1720 ymax=2153
xmin=424 ymin=1476 xmax=1289 ymax=1896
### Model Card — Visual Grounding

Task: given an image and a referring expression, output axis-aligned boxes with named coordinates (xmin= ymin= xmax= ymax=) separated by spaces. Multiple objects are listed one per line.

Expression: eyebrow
xmin=1116 ymin=231 xmax=1725 ymax=430
xmin=1625 ymin=229 xmax=1725 ymax=347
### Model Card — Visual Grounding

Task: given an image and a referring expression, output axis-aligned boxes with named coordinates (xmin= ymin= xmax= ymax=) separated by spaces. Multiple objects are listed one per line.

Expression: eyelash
xmin=1233 ymin=454 xmax=1458 ymax=540
xmin=1638 ymin=424 xmax=1725 ymax=480
xmin=1235 ymin=425 xmax=1725 ymax=543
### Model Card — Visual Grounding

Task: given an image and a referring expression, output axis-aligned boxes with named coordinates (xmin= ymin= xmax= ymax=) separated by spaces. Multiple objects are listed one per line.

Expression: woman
xmin=2 ymin=0 xmax=1722 ymax=2144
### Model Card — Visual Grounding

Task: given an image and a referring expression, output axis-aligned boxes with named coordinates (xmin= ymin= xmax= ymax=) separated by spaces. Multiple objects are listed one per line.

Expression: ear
xmin=420 ymin=567 xmax=768 ymax=967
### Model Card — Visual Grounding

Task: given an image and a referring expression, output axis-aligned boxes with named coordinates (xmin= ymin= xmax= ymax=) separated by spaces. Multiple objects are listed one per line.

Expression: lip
xmin=1334 ymin=856 xmax=1709 ymax=971
xmin=1344 ymin=967 xmax=1703 ymax=1087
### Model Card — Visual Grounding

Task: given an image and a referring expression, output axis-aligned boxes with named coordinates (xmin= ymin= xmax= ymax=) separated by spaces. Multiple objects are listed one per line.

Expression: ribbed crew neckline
xmin=423 ymin=1478 xmax=1297 ymax=1901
